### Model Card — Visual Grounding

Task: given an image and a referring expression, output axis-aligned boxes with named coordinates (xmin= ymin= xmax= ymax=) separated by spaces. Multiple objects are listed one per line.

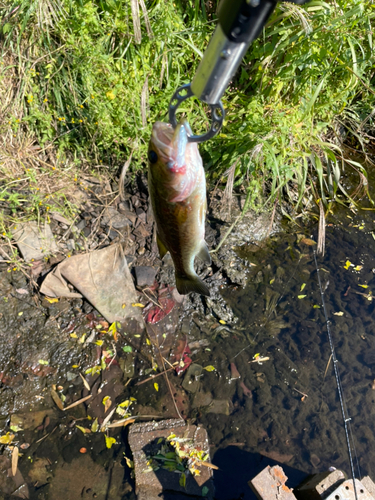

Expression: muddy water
xmin=198 ymin=218 xmax=375 ymax=498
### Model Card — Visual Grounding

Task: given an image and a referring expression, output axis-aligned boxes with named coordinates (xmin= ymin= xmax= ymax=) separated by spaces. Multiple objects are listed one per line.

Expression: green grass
xmin=0 ymin=0 xmax=374 ymax=213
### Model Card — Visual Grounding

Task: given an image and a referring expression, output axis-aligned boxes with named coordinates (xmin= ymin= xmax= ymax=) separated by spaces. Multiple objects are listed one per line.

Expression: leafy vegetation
xmin=0 ymin=0 xmax=374 ymax=212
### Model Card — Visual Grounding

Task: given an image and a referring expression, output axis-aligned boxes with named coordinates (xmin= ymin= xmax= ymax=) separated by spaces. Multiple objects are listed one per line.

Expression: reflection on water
xmin=196 ymin=209 xmax=375 ymax=498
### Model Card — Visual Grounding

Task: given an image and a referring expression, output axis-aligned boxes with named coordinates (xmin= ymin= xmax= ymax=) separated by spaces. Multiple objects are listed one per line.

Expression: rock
xmin=310 ymin=453 xmax=321 ymax=468
xmin=250 ymin=465 xmax=295 ymax=500
xmin=27 ymin=457 xmax=51 ymax=486
xmin=182 ymin=364 xmax=203 ymax=393
xmin=134 ymin=266 xmax=157 ymax=287
xmin=208 ymin=399 xmax=233 ymax=415
xmin=12 ymin=221 xmax=58 ymax=261
xmin=100 ymin=207 xmax=131 ymax=229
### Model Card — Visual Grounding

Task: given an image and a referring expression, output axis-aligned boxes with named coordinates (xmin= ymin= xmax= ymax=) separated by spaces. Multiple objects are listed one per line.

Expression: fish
xmin=148 ymin=119 xmax=211 ymax=296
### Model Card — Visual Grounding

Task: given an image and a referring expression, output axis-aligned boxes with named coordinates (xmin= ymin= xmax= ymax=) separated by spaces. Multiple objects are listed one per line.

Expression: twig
xmin=135 ymin=366 xmax=175 ymax=386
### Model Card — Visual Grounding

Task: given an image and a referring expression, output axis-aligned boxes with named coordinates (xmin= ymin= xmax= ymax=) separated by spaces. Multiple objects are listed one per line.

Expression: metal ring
xmin=168 ymin=83 xmax=225 ymax=143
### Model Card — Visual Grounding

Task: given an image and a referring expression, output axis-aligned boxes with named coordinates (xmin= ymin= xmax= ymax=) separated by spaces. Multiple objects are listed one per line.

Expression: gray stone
xmin=182 ymin=364 xmax=203 ymax=393
xmin=134 ymin=266 xmax=157 ymax=287
xmin=101 ymin=207 xmax=131 ymax=229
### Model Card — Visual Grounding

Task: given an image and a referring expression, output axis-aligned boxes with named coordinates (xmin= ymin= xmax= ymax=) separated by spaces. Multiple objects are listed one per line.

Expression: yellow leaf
xmin=313 ymin=305 xmax=321 ymax=309
xmin=78 ymin=334 xmax=86 ymax=344
xmin=298 ymin=295 xmax=306 ymax=299
xmin=132 ymin=303 xmax=145 ymax=308
xmin=219 ymin=319 xmax=226 ymax=325
xmin=70 ymin=333 xmax=78 ymax=339
xmin=354 ymin=265 xmax=363 ymax=271
xmin=104 ymin=436 xmax=116 ymax=449
xmin=146 ymin=338 xmax=151 ymax=345
xmin=72 ymin=364 xmax=79 ymax=368
xmin=119 ymin=400 xmax=130 ymax=408
xmin=269 ymin=278 xmax=275 ymax=285
xmin=102 ymin=396 xmax=112 ymax=413
xmin=358 ymin=284 xmax=368 ymax=289
xmin=253 ymin=353 xmax=260 ymax=359
xmin=154 ymin=383 xmax=159 ymax=392
xmin=91 ymin=419 xmax=99 ymax=433
xmin=76 ymin=425 xmax=91 ymax=434
xmin=106 ymin=90 xmax=115 ymax=100
xmin=124 ymin=456 xmax=133 ymax=468
xmin=45 ymin=297 xmax=59 ymax=303
xmin=300 ymin=283 xmax=306 ymax=292
xmin=179 ymin=473 xmax=186 ymax=488
xmin=0 ymin=432 xmax=15 ymax=445
xmin=344 ymin=260 xmax=352 ymax=270
xmin=333 ymin=312 xmax=344 ymax=316
xmin=203 ymin=365 xmax=215 ymax=372
xmin=95 ymin=340 xmax=104 ymax=346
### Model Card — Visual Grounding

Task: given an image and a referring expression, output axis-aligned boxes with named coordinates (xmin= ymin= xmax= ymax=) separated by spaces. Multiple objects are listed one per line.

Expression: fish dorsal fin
xmin=157 ymin=234 xmax=168 ymax=259
xmin=197 ymin=242 xmax=211 ymax=265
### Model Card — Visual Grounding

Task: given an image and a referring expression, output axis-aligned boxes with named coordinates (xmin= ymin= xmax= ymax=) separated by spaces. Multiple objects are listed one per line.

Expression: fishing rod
xmin=313 ymin=250 xmax=360 ymax=500
xmin=169 ymin=0 xmax=311 ymax=143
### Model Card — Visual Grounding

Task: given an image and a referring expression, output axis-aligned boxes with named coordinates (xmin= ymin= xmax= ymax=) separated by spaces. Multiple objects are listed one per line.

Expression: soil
xmin=1 ymin=163 xmax=375 ymax=500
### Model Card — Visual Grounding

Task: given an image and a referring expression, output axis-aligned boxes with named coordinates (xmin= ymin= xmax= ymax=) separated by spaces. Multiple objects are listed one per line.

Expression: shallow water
xmin=195 ymin=206 xmax=375 ymax=497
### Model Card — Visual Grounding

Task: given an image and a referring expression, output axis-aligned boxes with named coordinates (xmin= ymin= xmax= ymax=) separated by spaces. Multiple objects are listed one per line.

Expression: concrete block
xmin=128 ymin=418 xmax=214 ymax=500
xmin=294 ymin=470 xmax=346 ymax=499
xmin=249 ymin=465 xmax=296 ymax=500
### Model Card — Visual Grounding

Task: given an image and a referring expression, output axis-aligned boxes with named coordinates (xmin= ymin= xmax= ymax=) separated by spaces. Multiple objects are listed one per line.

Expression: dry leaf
xmin=12 ymin=446 xmax=18 ymax=477
xmin=103 ymin=396 xmax=112 ymax=413
xmin=300 ymin=238 xmax=316 ymax=246
xmin=107 ymin=417 xmax=136 ymax=429
xmin=51 ymin=389 xmax=64 ymax=410
xmin=63 ymin=395 xmax=92 ymax=411
xmin=333 ymin=311 xmax=344 ymax=316
xmin=79 ymin=373 xmax=91 ymax=391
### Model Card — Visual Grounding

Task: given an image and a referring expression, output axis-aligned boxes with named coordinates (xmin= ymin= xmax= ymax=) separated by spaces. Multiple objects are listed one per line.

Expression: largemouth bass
xmin=148 ymin=120 xmax=211 ymax=296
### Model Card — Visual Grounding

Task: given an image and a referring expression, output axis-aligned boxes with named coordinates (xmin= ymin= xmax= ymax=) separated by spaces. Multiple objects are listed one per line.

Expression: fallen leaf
xmin=333 ymin=312 xmax=344 ymax=316
xmin=219 ymin=319 xmax=226 ymax=325
xmin=0 ymin=432 xmax=14 ymax=445
xmin=203 ymin=365 xmax=215 ymax=372
xmin=104 ymin=435 xmax=116 ymax=449
xmin=38 ymin=359 xmax=49 ymax=365
xmin=300 ymin=238 xmax=316 ymax=246
xmin=70 ymin=333 xmax=78 ymax=339
xmin=154 ymin=382 xmax=159 ymax=392
xmin=300 ymin=283 xmax=306 ymax=292
xmin=63 ymin=395 xmax=92 ymax=411
xmin=91 ymin=419 xmax=99 ymax=432
xmin=298 ymin=295 xmax=307 ymax=299
xmin=45 ymin=297 xmax=59 ymax=303
xmin=79 ymin=373 xmax=91 ymax=391
xmin=107 ymin=417 xmax=136 ymax=429
xmin=179 ymin=473 xmax=186 ymax=488
xmin=124 ymin=456 xmax=134 ymax=468
xmin=358 ymin=284 xmax=368 ymax=289
xmin=344 ymin=260 xmax=353 ymax=270
xmin=51 ymin=389 xmax=64 ymax=410
xmin=313 ymin=305 xmax=321 ymax=309
xmin=76 ymin=425 xmax=91 ymax=434
xmin=132 ymin=303 xmax=145 ymax=308
xmin=12 ymin=446 xmax=18 ymax=477
xmin=354 ymin=265 xmax=363 ymax=271
xmin=103 ymin=396 xmax=112 ymax=413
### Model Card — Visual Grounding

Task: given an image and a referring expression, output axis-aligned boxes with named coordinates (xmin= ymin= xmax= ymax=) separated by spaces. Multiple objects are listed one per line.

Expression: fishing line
xmin=232 ymin=254 xmax=303 ymax=360
xmin=313 ymin=250 xmax=359 ymax=499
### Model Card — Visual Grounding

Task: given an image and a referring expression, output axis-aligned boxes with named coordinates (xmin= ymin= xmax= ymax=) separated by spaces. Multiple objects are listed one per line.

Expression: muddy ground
xmin=2 ymin=164 xmax=375 ymax=500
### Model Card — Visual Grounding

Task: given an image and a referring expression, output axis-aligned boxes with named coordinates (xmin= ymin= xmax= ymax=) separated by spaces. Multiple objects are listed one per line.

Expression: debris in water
xmin=230 ymin=363 xmax=241 ymax=380
xmin=79 ymin=447 xmax=87 ymax=453
xmin=50 ymin=389 xmax=64 ymax=410
xmin=12 ymin=446 xmax=18 ymax=476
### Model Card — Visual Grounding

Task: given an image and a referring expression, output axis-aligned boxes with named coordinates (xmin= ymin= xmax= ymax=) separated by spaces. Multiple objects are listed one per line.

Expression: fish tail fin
xmin=176 ymin=273 xmax=210 ymax=297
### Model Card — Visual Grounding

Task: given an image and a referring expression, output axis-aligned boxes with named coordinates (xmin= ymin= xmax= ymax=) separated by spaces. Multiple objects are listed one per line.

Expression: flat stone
xmin=101 ymin=207 xmax=131 ymax=229
xmin=12 ymin=221 xmax=58 ymax=261
xmin=182 ymin=364 xmax=203 ymax=393
xmin=128 ymin=419 xmax=214 ymax=500
xmin=207 ymin=399 xmax=232 ymax=415
xmin=134 ymin=266 xmax=157 ymax=287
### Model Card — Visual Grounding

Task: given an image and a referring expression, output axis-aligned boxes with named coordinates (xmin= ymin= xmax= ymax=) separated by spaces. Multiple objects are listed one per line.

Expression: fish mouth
xmin=151 ymin=121 xmax=188 ymax=169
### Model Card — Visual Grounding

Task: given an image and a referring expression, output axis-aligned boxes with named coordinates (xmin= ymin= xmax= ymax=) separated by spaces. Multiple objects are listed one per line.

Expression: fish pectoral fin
xmin=157 ymin=234 xmax=168 ymax=259
xmin=197 ymin=242 xmax=211 ymax=265
xmin=176 ymin=273 xmax=210 ymax=297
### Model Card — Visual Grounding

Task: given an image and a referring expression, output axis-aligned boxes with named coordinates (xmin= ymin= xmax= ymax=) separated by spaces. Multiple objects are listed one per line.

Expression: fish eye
xmin=148 ymin=150 xmax=158 ymax=164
